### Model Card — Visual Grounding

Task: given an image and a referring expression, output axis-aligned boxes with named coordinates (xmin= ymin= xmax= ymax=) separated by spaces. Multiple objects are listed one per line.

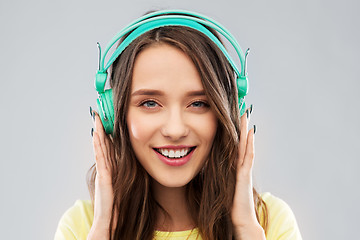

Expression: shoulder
xmin=259 ymin=192 xmax=303 ymax=240
xmin=259 ymin=192 xmax=296 ymax=218
xmin=54 ymin=200 xmax=94 ymax=240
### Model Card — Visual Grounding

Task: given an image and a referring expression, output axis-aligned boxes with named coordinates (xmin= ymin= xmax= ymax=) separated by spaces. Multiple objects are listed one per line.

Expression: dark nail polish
xmin=246 ymin=109 xmax=249 ymax=119
xmin=92 ymin=112 xmax=96 ymax=122
xmin=90 ymin=106 xmax=93 ymax=117
xmin=253 ymin=125 xmax=256 ymax=134
xmin=250 ymin=104 xmax=253 ymax=114
xmin=91 ymin=128 xmax=94 ymax=137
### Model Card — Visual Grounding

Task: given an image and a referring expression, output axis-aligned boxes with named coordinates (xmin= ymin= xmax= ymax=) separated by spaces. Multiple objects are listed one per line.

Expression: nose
xmin=160 ymin=108 xmax=189 ymax=141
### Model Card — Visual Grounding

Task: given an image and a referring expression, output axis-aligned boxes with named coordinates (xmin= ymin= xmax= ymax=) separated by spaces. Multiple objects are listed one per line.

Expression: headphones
xmin=94 ymin=9 xmax=250 ymax=136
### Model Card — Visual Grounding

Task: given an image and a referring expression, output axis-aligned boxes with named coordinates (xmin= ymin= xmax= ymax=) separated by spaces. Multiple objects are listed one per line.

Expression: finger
xmin=92 ymin=130 xmax=108 ymax=177
xmin=92 ymin=111 xmax=112 ymax=170
xmin=103 ymin=136 xmax=115 ymax=171
xmin=242 ymin=126 xmax=255 ymax=171
xmin=238 ymin=107 xmax=251 ymax=166
xmin=93 ymin=111 xmax=106 ymax=142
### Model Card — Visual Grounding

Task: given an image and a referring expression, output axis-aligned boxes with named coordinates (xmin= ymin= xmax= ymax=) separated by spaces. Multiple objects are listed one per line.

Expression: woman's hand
xmin=88 ymin=108 xmax=117 ymax=239
xmin=231 ymin=105 xmax=266 ymax=240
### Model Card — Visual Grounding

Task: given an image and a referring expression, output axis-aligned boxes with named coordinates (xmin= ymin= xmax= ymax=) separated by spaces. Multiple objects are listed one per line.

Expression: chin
xmin=153 ymin=173 xmax=195 ymax=188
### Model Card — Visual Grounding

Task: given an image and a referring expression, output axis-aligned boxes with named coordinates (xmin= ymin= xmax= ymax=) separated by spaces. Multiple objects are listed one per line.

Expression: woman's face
xmin=127 ymin=43 xmax=218 ymax=188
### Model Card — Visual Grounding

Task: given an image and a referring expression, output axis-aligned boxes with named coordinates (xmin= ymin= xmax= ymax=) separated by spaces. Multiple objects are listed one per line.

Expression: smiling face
xmin=126 ymin=43 xmax=218 ymax=188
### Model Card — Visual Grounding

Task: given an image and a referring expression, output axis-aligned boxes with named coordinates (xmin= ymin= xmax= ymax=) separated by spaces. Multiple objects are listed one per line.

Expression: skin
xmin=127 ymin=43 xmax=218 ymax=230
xmin=88 ymin=43 xmax=265 ymax=239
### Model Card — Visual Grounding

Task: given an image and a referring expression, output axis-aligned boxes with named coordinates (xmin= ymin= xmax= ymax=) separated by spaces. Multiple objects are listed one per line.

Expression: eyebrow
xmin=131 ymin=89 xmax=206 ymax=97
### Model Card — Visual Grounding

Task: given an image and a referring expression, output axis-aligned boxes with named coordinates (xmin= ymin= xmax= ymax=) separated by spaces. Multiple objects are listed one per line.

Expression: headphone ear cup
xmin=96 ymin=89 xmax=114 ymax=135
xmin=236 ymin=76 xmax=248 ymax=98
xmin=238 ymin=97 xmax=246 ymax=117
xmin=236 ymin=75 xmax=248 ymax=117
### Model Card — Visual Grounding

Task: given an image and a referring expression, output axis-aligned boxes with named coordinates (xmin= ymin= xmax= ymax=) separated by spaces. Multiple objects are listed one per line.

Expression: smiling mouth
xmin=153 ymin=147 xmax=196 ymax=159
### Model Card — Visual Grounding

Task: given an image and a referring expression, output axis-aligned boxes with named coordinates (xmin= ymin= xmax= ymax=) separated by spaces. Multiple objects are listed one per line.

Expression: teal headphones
xmin=94 ymin=9 xmax=250 ymax=136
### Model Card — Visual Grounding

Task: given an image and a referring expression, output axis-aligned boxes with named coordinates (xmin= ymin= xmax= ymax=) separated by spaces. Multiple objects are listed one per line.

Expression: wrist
xmin=87 ymin=223 xmax=110 ymax=240
xmin=234 ymin=223 xmax=265 ymax=240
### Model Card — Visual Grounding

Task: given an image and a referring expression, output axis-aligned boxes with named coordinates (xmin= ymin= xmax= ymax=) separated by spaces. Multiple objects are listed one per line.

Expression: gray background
xmin=0 ymin=0 xmax=359 ymax=239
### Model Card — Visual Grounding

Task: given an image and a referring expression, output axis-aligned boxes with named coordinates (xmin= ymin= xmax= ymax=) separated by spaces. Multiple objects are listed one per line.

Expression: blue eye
xmin=141 ymin=100 xmax=158 ymax=108
xmin=191 ymin=101 xmax=209 ymax=108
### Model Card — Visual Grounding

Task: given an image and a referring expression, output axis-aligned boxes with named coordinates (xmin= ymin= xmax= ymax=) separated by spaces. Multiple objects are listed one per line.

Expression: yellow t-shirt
xmin=54 ymin=192 xmax=302 ymax=240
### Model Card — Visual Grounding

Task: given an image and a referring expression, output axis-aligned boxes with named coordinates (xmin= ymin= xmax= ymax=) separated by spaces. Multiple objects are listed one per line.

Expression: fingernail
xmin=91 ymin=128 xmax=94 ymax=137
xmin=253 ymin=125 xmax=256 ymax=134
xmin=92 ymin=112 xmax=96 ymax=122
xmin=246 ymin=109 xmax=249 ymax=119
xmin=250 ymin=104 xmax=253 ymax=114
xmin=90 ymin=106 xmax=93 ymax=117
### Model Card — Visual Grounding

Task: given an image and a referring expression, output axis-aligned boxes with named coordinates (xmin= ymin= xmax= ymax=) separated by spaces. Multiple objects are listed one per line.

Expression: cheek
xmin=127 ymin=110 xmax=151 ymax=142
xmin=188 ymin=113 xmax=218 ymax=146
xmin=127 ymin=108 xmax=163 ymax=145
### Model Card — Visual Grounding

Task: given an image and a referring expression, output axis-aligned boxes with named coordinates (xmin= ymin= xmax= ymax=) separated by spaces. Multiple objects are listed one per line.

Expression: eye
xmin=190 ymin=101 xmax=209 ymax=108
xmin=140 ymin=100 xmax=159 ymax=108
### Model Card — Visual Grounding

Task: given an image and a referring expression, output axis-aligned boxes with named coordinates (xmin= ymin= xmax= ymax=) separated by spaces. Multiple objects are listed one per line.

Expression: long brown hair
xmin=87 ymin=9 xmax=268 ymax=240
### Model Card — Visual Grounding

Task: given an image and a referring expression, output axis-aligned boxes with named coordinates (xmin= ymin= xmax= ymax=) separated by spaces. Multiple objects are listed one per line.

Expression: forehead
xmin=131 ymin=43 xmax=204 ymax=93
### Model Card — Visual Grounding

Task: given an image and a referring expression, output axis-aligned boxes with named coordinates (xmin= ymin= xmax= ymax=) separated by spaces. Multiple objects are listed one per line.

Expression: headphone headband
xmin=105 ymin=17 xmax=241 ymax=74
xmin=101 ymin=10 xmax=245 ymax=71
xmin=94 ymin=9 xmax=249 ymax=135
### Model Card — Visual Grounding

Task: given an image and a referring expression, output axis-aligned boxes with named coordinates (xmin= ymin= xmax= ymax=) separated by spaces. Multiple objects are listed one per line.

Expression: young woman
xmin=55 ymin=9 xmax=302 ymax=240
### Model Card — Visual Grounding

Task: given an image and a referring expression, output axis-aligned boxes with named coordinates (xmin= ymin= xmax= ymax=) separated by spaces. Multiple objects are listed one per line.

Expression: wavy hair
xmin=87 ymin=9 xmax=268 ymax=240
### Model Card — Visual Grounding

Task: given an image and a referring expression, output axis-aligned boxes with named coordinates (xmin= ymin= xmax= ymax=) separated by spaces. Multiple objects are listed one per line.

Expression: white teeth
xmin=158 ymin=148 xmax=192 ymax=158
xmin=175 ymin=151 xmax=180 ymax=158
xmin=163 ymin=149 xmax=168 ymax=156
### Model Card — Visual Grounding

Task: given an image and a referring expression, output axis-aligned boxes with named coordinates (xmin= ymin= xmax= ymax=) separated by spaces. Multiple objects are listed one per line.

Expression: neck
xmin=152 ymin=179 xmax=196 ymax=231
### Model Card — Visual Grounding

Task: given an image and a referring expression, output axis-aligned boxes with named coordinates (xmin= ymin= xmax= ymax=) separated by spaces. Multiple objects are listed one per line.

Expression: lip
xmin=153 ymin=147 xmax=196 ymax=166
